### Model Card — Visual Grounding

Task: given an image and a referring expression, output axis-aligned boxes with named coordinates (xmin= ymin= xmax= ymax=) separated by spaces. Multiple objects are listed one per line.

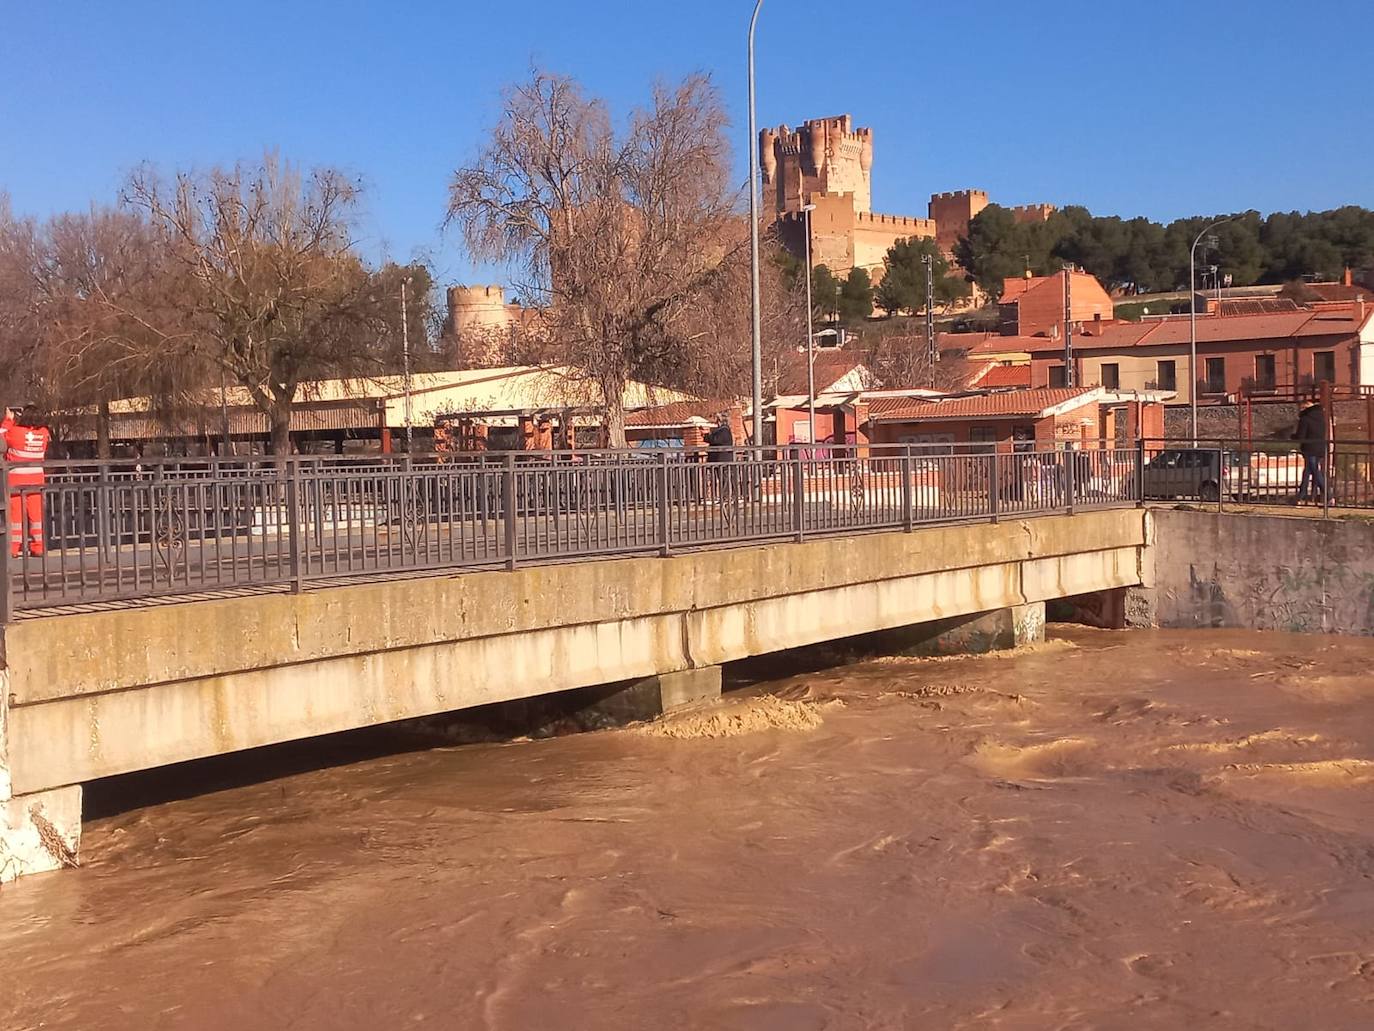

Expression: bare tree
xmin=0 ymin=200 xmax=195 ymax=453
xmin=125 ymin=154 xmax=387 ymax=454
xmin=448 ymin=70 xmax=739 ymax=445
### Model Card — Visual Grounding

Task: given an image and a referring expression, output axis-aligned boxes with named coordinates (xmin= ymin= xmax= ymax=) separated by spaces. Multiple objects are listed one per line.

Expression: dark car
xmin=1142 ymin=447 xmax=1244 ymax=502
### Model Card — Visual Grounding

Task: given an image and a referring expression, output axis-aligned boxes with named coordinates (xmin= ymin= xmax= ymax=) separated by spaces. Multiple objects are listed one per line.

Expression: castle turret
xmin=759 ymin=114 xmax=873 ymax=216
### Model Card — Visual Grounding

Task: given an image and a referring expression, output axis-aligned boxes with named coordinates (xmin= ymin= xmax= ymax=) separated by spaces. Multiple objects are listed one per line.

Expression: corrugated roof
xmin=102 ymin=366 xmax=697 ymax=431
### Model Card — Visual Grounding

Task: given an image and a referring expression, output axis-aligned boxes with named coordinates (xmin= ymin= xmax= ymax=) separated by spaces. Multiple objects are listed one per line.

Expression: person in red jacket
xmin=2 ymin=404 xmax=51 ymax=558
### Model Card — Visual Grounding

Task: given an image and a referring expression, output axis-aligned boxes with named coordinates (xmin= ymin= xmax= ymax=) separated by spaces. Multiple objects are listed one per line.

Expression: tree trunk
xmin=96 ymin=400 xmax=111 ymax=459
xmin=269 ymin=403 xmax=292 ymax=457
xmin=601 ymin=373 xmax=628 ymax=449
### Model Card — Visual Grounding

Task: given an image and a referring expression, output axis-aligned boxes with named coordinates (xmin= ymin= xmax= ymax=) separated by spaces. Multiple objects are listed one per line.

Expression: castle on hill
xmin=761 ymin=114 xmax=1053 ymax=281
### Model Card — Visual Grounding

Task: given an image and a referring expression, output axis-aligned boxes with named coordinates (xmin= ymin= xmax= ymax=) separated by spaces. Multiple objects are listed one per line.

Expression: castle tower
xmin=928 ymin=190 xmax=989 ymax=253
xmin=760 ymin=114 xmax=873 ymax=217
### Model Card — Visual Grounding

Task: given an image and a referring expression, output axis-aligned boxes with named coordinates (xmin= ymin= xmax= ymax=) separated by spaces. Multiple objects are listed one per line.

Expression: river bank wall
xmin=1151 ymin=509 xmax=1374 ymax=635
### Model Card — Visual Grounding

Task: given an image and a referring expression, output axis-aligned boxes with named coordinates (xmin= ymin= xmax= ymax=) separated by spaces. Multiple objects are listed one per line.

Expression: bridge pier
xmin=580 ymin=667 xmax=723 ymax=724
xmin=854 ymin=602 xmax=1047 ymax=657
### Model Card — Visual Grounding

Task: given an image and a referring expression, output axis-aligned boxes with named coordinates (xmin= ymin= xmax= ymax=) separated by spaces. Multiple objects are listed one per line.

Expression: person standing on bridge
xmin=1292 ymin=401 xmax=1328 ymax=505
xmin=705 ymin=412 xmax=734 ymax=501
xmin=2 ymin=404 xmax=51 ymax=558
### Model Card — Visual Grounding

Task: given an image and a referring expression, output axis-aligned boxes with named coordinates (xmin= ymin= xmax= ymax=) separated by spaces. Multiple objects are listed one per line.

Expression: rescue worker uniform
xmin=2 ymin=413 xmax=50 ymax=557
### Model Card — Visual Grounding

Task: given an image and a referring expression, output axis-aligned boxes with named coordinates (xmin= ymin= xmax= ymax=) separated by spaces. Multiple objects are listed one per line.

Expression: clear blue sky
xmin=3 ymin=0 xmax=1369 ymax=287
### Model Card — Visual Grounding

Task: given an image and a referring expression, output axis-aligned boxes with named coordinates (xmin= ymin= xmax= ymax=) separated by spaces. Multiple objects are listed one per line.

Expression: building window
xmin=1254 ymin=354 xmax=1276 ymax=390
xmin=1101 ymin=363 xmax=1120 ymax=390
xmin=1204 ymin=357 xmax=1226 ymax=394
xmin=1156 ymin=360 xmax=1176 ymax=391
xmin=1314 ymin=351 xmax=1336 ymax=384
xmin=1048 ymin=366 xmax=1067 ymax=388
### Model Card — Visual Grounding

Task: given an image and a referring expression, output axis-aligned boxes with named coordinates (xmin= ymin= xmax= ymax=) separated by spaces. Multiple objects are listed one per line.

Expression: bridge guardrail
xmin=0 ymin=442 xmax=1141 ymax=617
xmin=1140 ymin=438 xmax=1374 ymax=515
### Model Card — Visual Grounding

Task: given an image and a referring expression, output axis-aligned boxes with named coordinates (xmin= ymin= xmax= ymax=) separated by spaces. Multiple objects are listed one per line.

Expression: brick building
xmin=1000 ymin=270 xmax=1115 ymax=336
xmin=1025 ymin=302 xmax=1374 ymax=403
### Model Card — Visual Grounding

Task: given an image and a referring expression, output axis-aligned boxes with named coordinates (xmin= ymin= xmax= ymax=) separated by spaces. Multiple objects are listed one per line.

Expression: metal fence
xmin=1 ymin=443 xmax=1141 ymax=616
xmin=1140 ymin=438 xmax=1374 ymax=514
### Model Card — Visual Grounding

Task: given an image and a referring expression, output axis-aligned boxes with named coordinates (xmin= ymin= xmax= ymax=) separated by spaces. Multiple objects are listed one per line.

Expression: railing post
xmin=657 ymin=451 xmax=671 ymax=557
xmin=988 ymin=452 xmax=1000 ymax=524
xmin=792 ymin=447 xmax=806 ymax=543
xmin=1065 ymin=446 xmax=1077 ymax=516
xmin=1135 ymin=438 xmax=1146 ymax=507
xmin=285 ymin=461 xmax=303 ymax=593
xmin=503 ymin=454 xmax=517 ymax=570
xmin=1216 ymin=447 xmax=1226 ymax=514
xmin=901 ymin=445 xmax=914 ymax=532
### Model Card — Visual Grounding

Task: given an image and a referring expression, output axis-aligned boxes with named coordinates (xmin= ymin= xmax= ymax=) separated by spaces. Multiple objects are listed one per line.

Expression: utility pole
xmin=1062 ymin=264 xmax=1075 ymax=388
xmin=1189 ymin=217 xmax=1236 ymax=445
xmin=922 ymin=253 xmax=935 ymax=387
xmin=747 ymin=0 xmax=765 ymax=449
xmin=401 ymin=277 xmax=413 ymax=453
xmin=802 ymin=204 xmax=817 ymax=446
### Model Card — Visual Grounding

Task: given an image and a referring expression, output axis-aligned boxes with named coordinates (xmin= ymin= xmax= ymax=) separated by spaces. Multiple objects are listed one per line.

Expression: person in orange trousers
xmin=2 ymin=404 xmax=51 ymax=558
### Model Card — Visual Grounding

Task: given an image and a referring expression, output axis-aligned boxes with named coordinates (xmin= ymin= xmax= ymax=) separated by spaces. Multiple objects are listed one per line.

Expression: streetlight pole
xmin=801 ymin=203 xmax=816 ymax=448
xmin=747 ymin=0 xmax=764 ymax=451
xmin=1189 ymin=216 xmax=1235 ymax=444
xmin=400 ymin=277 xmax=413 ymax=453
xmin=922 ymin=253 xmax=935 ymax=387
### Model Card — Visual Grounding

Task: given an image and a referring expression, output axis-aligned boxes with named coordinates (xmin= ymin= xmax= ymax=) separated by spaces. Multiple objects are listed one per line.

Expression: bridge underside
xmin=1 ymin=508 xmax=1151 ymax=878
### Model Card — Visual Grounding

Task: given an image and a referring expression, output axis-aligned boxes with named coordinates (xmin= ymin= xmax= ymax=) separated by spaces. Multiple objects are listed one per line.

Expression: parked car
xmin=1142 ymin=448 xmax=1244 ymax=502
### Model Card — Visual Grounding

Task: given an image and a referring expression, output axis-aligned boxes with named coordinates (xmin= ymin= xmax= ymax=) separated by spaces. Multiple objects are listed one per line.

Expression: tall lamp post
xmin=1189 ymin=217 xmax=1234 ymax=444
xmin=801 ymin=203 xmax=816 ymax=448
xmin=400 ymin=276 xmax=414 ymax=453
xmin=747 ymin=0 xmax=764 ymax=450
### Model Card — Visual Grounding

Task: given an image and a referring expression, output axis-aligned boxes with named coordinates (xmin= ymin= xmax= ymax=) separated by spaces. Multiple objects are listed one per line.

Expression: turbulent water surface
xmin=5 ymin=628 xmax=1374 ymax=1030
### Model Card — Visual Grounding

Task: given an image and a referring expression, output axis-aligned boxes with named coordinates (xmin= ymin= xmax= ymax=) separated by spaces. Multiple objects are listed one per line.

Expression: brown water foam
xmin=4 ymin=627 xmax=1374 ymax=1029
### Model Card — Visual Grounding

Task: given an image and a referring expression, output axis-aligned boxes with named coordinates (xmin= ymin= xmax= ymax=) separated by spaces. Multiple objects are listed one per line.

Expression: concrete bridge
xmin=0 ymin=506 xmax=1152 ymax=880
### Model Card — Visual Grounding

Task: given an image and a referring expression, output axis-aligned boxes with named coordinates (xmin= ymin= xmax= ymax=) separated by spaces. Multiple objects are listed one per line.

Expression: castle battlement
xmin=1009 ymin=203 xmax=1056 ymax=223
xmin=856 ymin=211 xmax=937 ymax=232
xmin=930 ymin=189 xmax=989 ymax=203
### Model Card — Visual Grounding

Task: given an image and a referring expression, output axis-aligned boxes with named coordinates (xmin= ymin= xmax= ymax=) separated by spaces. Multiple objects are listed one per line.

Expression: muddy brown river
xmin=4 ymin=627 xmax=1374 ymax=1030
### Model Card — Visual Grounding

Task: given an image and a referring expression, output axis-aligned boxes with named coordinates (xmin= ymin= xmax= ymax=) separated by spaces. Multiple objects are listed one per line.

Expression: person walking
xmin=2 ymin=404 xmax=51 ymax=557
xmin=1292 ymin=401 xmax=1328 ymax=505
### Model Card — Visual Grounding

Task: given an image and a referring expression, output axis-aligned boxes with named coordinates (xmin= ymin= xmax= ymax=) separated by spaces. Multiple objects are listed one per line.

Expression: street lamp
xmin=747 ymin=0 xmax=764 ymax=451
xmin=1190 ymin=217 xmax=1234 ymax=443
xmin=801 ymin=203 xmax=816 ymax=449
xmin=400 ymin=276 xmax=414 ymax=452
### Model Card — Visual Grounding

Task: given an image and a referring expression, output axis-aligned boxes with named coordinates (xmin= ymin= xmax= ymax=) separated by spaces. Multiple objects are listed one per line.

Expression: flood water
xmin=5 ymin=627 xmax=1374 ymax=1030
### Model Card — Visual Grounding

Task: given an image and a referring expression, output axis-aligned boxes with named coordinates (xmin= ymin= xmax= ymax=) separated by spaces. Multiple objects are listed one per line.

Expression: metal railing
xmin=0 ymin=443 xmax=1141 ymax=617
xmin=1140 ymin=438 xmax=1374 ymax=514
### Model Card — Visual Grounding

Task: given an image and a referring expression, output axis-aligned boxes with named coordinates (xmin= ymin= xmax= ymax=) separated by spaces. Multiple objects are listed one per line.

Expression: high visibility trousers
xmin=9 ymin=490 xmax=44 ymax=557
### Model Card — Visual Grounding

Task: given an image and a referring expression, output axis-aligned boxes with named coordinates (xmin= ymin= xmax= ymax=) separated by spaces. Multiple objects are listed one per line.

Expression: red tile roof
xmin=872 ymin=387 xmax=1100 ymax=422
xmin=976 ymin=364 xmax=1032 ymax=388
xmin=624 ymin=400 xmax=723 ymax=428
xmin=1042 ymin=306 xmax=1371 ymax=353
xmin=774 ymin=350 xmax=870 ymax=394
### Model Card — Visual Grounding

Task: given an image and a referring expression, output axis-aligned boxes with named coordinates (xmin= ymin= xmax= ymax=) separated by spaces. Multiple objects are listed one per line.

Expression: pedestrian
xmin=705 ymin=412 xmax=734 ymax=500
xmin=1292 ymin=401 xmax=1327 ymax=504
xmin=2 ymin=403 xmax=51 ymax=558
